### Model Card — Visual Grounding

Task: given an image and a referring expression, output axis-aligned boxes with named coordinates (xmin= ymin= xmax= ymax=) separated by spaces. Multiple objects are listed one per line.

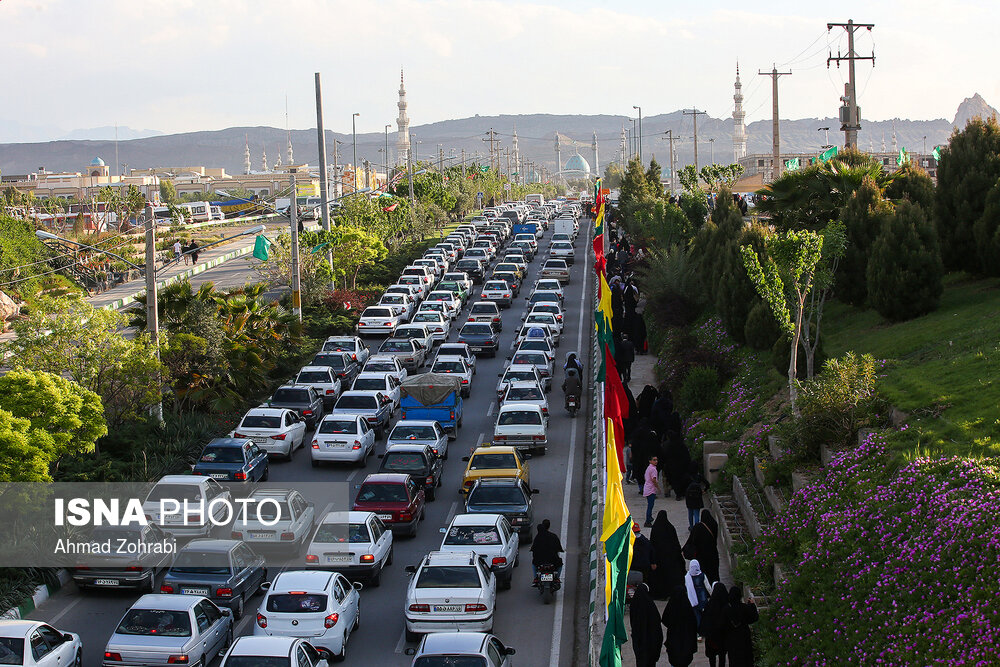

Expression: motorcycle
xmin=534 ymin=563 xmax=561 ymax=604
xmin=566 ymin=394 xmax=579 ymax=417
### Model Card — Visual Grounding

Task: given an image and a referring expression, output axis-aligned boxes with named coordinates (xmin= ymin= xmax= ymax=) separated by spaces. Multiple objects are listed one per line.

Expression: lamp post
xmin=352 ymin=113 xmax=360 ymax=191
xmin=709 ymin=137 xmax=715 ymax=165
xmin=633 ymin=105 xmax=642 ymax=161
xmin=384 ymin=124 xmax=392 ymax=186
xmin=818 ymin=126 xmax=831 ymax=150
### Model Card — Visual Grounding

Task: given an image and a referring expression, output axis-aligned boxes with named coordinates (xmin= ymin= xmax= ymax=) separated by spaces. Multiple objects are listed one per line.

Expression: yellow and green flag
xmin=599 ymin=418 xmax=635 ymax=667
xmin=595 ymin=272 xmax=615 ymax=380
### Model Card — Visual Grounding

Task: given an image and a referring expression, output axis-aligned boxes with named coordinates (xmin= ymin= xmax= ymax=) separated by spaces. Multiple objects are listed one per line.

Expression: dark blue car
xmin=458 ymin=322 xmax=501 ymax=357
xmin=192 ymin=437 xmax=269 ymax=482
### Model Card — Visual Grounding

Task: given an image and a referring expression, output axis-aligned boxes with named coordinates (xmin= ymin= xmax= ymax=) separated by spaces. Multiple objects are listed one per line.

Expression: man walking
xmin=643 ymin=454 xmax=660 ymax=527
xmin=616 ymin=333 xmax=635 ymax=384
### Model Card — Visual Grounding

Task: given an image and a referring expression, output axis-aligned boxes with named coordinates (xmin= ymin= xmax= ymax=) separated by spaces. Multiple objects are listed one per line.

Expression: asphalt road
xmin=29 ymin=220 xmax=594 ymax=666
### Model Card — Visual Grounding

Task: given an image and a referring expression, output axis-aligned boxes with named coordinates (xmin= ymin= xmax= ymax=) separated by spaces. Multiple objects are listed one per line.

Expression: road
xmin=28 ymin=220 xmax=594 ymax=666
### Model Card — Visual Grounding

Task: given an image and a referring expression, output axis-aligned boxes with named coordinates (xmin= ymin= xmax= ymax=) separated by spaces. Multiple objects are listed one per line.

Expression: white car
xmin=295 ymin=366 xmax=343 ymax=409
xmin=310 ymin=414 xmax=376 ymax=467
xmin=467 ymin=301 xmax=503 ymax=330
xmin=404 ymin=551 xmax=497 ymax=642
xmin=436 ymin=342 xmax=477 ymax=375
xmin=410 ymin=312 xmax=449 ymax=343
xmin=500 ymin=380 xmax=550 ymax=418
xmin=305 ymin=511 xmax=393 ymax=587
xmin=514 ymin=336 xmax=555 ymax=361
xmin=430 ymin=355 xmax=473 ymax=398
xmin=232 ymin=407 xmax=308 ymax=460
xmin=379 ymin=293 xmax=415 ymax=321
xmin=0 ymin=621 xmax=81 ymax=667
xmin=426 ymin=291 xmax=462 ymax=319
xmin=480 ymin=281 xmax=514 ymax=309
xmin=387 ymin=420 xmax=449 ymax=460
xmin=540 ymin=259 xmax=570 ymax=283
xmin=230 ymin=488 xmax=315 ymax=553
xmin=508 ymin=350 xmax=553 ymax=391
xmin=526 ymin=302 xmax=565 ymax=330
xmin=255 ymin=570 xmax=361 ymax=662
xmin=439 ymin=514 xmax=519 ymax=590
xmin=352 ymin=372 xmax=402 ymax=410
xmin=363 ymin=355 xmax=407 ymax=382
xmin=496 ymin=366 xmax=544 ymax=400
xmin=532 ymin=279 xmax=565 ymax=303
xmin=356 ymin=306 xmax=402 ymax=336
xmin=416 ymin=301 xmax=454 ymax=324
xmin=493 ymin=403 xmax=548 ymax=456
xmin=524 ymin=311 xmax=564 ymax=337
xmin=516 ymin=322 xmax=559 ymax=349
xmin=398 ymin=274 xmax=430 ymax=298
xmin=549 ymin=241 xmax=575 ymax=264
xmin=551 ymin=232 xmax=574 ymax=245
xmin=220 ymin=637 xmax=330 ymax=667
xmin=322 ymin=336 xmax=371 ymax=365
xmin=142 ymin=475 xmax=232 ymax=538
xmin=386 ymin=283 xmax=424 ymax=305
xmin=442 ymin=271 xmax=473 ymax=292
xmin=394 ymin=323 xmax=436 ymax=352
xmin=463 ymin=248 xmax=490 ymax=265
xmin=413 ymin=258 xmax=443 ymax=278
xmin=512 ymin=234 xmax=538 ymax=253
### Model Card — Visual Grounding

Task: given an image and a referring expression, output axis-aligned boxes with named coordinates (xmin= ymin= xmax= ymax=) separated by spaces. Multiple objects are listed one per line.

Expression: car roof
xmin=180 ymin=539 xmax=239 ymax=553
xmin=228 ymin=636 xmax=298 ymax=657
xmin=450 ymin=513 xmax=502 ymax=526
xmin=361 ymin=472 xmax=411 ymax=484
xmin=498 ymin=402 xmax=543 ymax=412
xmin=245 ymin=407 xmax=289 ymax=417
xmin=0 ymin=621 xmax=43 ymax=635
xmin=324 ymin=335 xmax=359 ymax=342
xmin=298 ymin=366 xmax=333 ymax=374
xmin=391 ymin=419 xmax=439 ymax=428
xmin=155 ymin=474 xmax=212 ymax=485
xmin=472 ymin=445 xmax=517 ymax=455
xmin=424 ymin=551 xmax=479 ymax=567
xmin=472 ymin=477 xmax=527 ymax=488
xmin=506 ymin=380 xmax=543 ymax=388
xmin=355 ymin=373 xmax=390 ymax=381
xmin=339 ymin=390 xmax=381 ymax=398
xmin=384 ymin=443 xmax=431 ymax=454
xmin=366 ymin=355 xmax=400 ymax=364
xmin=131 ymin=594 xmax=201 ymax=611
xmin=433 ymin=355 xmax=466 ymax=363
xmin=250 ymin=488 xmax=297 ymax=500
xmin=206 ymin=437 xmax=252 ymax=448
xmin=318 ymin=510 xmax=378 ymax=524
xmin=271 ymin=570 xmax=335 ymax=592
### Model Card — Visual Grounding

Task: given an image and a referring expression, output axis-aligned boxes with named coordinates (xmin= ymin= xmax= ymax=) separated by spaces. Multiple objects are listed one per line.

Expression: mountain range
xmin=1 ymin=95 xmax=994 ymax=178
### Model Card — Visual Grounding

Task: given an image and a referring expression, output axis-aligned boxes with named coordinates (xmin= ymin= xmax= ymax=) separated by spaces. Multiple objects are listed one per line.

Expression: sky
xmin=1 ymin=0 xmax=998 ymax=141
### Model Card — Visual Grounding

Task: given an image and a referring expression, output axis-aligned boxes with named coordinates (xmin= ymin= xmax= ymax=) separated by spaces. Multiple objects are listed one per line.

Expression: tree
xmin=934 ymin=116 xmax=1000 ymax=272
xmin=678 ymin=165 xmax=700 ymax=194
xmin=836 ymin=178 xmax=892 ymax=306
xmin=618 ymin=158 xmax=653 ymax=221
xmin=885 ymin=163 xmax=935 ymax=210
xmin=0 ymin=370 xmax=106 ymax=460
xmin=251 ymin=230 xmax=334 ymax=305
xmin=799 ymin=221 xmax=846 ymax=378
xmin=159 ymin=180 xmax=179 ymax=205
xmin=0 ymin=410 xmax=53 ymax=482
xmin=974 ymin=178 xmax=1000 ymax=274
xmin=866 ymin=200 xmax=944 ymax=321
xmin=645 ymin=158 xmax=663 ymax=196
xmin=327 ymin=227 xmax=387 ymax=289
xmin=2 ymin=296 xmax=162 ymax=426
xmin=603 ymin=163 xmax=625 ymax=189
xmin=742 ymin=229 xmax=824 ymax=415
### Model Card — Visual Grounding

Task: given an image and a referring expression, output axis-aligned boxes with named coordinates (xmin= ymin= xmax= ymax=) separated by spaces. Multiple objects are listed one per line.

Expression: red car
xmin=352 ymin=473 xmax=426 ymax=537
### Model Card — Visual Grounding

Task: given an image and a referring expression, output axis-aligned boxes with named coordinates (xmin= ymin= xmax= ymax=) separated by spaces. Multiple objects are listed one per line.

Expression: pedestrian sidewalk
xmin=618 ymin=352 xmax=732 ymax=667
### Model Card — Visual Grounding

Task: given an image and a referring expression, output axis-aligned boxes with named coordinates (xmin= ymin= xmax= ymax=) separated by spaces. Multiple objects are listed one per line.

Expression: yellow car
xmin=492 ymin=263 xmax=525 ymax=281
xmin=460 ymin=446 xmax=530 ymax=495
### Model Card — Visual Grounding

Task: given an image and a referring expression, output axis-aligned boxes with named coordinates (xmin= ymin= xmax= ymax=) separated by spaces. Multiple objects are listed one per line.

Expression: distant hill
xmin=953 ymin=93 xmax=998 ymax=128
xmin=1 ymin=97 xmax=987 ymax=177
xmin=58 ymin=126 xmax=164 ymax=141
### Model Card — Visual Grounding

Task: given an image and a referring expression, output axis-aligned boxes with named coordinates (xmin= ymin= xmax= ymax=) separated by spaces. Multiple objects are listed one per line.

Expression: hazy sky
xmin=2 ymin=0 xmax=997 ymax=138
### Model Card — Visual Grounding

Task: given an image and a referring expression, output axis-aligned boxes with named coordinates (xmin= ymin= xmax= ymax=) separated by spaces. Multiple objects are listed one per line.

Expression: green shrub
xmin=678 ymin=366 xmax=721 ymax=413
xmin=744 ymin=300 xmax=781 ymax=350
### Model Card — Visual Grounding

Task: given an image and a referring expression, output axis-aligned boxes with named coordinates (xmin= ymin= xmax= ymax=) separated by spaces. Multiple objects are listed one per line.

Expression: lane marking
xmin=550 ymin=226 xmax=590 ymax=667
xmin=46 ymin=594 xmax=82 ymax=625
xmin=394 ymin=628 xmax=408 ymax=653
xmin=486 ymin=401 xmax=495 ymax=417
xmin=346 ymin=468 xmax=360 ymax=483
xmin=445 ymin=500 xmax=459 ymax=525
xmin=476 ymin=432 xmax=485 ymax=448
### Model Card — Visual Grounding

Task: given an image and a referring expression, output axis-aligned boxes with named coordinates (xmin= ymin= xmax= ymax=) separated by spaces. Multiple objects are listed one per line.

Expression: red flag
xmin=603 ymin=346 xmax=629 ymax=472
xmin=383 ymin=203 xmax=399 ymax=212
xmin=593 ymin=232 xmax=604 ymax=266
xmin=594 ymin=253 xmax=606 ymax=279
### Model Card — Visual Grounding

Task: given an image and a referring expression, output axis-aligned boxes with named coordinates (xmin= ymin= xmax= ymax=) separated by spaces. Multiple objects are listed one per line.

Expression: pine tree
xmin=866 ymin=201 xmax=944 ymax=321
xmin=618 ymin=157 xmax=653 ymax=221
xmin=885 ymin=163 xmax=935 ymax=209
xmin=836 ymin=178 xmax=891 ymax=306
xmin=646 ymin=158 xmax=663 ymax=196
xmin=973 ymin=178 xmax=1000 ymax=275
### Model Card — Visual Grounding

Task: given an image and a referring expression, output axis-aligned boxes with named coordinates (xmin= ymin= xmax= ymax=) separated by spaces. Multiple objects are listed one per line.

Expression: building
xmin=9 ymin=157 xmax=161 ymax=202
xmin=734 ymin=149 xmax=941 ymax=192
xmin=562 ymin=153 xmax=592 ymax=180
xmin=396 ymin=69 xmax=411 ymax=166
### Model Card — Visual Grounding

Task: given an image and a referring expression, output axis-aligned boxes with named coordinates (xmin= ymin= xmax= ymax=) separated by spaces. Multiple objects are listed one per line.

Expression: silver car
xmin=103 ymin=594 xmax=233 ymax=667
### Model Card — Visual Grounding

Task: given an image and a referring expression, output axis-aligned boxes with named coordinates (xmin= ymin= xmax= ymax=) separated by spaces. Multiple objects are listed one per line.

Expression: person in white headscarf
xmin=684 ymin=559 xmax=712 ymax=627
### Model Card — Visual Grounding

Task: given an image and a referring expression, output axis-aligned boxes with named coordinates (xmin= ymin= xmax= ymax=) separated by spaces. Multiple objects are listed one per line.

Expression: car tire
xmin=426 ymin=487 xmax=436 ymax=502
xmin=311 ymin=459 xmax=320 ymax=468
xmin=73 ymin=650 xmax=82 ymax=667
xmin=370 ymin=566 xmax=382 ymax=588
xmin=332 ymin=632 xmax=347 ymax=663
xmin=141 ymin=571 xmax=155 ymax=594
xmin=233 ymin=594 xmax=245 ymax=620
xmin=405 ymin=629 xmax=422 ymax=644
xmin=501 ymin=572 xmax=512 ymax=590
xmin=261 ymin=465 xmax=269 ymax=481
xmin=387 ymin=546 xmax=394 ymax=566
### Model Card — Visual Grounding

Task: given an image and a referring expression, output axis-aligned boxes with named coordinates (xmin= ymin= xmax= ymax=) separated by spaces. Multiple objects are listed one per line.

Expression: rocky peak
xmin=953 ymin=93 xmax=998 ymax=127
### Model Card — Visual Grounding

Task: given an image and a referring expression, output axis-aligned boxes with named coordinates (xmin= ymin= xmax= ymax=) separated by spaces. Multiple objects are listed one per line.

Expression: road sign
xmin=477 ymin=192 xmax=484 ymax=197
xmin=504 ymin=183 xmax=511 ymax=191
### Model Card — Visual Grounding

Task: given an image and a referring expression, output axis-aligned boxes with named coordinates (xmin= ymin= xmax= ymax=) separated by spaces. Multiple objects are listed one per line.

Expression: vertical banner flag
xmin=898 ymin=148 xmax=909 ymax=166
xmin=593 ymin=202 xmax=606 ymax=264
xmin=603 ymin=349 xmax=629 ymax=470
xmin=932 ymin=146 xmax=942 ymax=162
xmin=252 ymin=235 xmax=271 ymax=261
xmin=820 ymin=145 xmax=839 ymax=163
xmin=599 ymin=418 xmax=635 ymax=667
xmin=595 ymin=272 xmax=615 ymax=381
xmin=785 ymin=157 xmax=800 ymax=172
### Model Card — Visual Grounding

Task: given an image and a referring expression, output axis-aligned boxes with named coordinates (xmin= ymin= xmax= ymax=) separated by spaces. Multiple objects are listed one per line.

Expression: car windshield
xmin=471 ymin=304 xmax=496 ymax=314
xmin=414 ymin=314 xmax=441 ymax=322
xmin=503 ymin=371 xmax=534 ymax=384
xmin=415 ymin=566 xmax=481 ymax=589
xmin=318 ymin=419 xmax=357 ymax=434
xmin=433 ymin=362 xmax=464 ymax=373
xmin=462 ymin=325 xmax=492 ymax=336
xmin=381 ymin=452 xmax=427 ymax=472
xmin=240 ymin=415 xmax=281 ymax=429
xmin=444 ymin=525 xmax=501 ymax=546
xmin=507 ymin=387 xmax=543 ymax=401
xmin=499 ymin=410 xmax=542 ymax=425
xmin=470 ymin=453 xmax=517 ymax=469
xmin=297 ymin=371 xmax=332 ymax=384
xmin=266 ymin=593 xmax=328 ymax=613
xmin=170 ymin=550 xmax=232 ymax=575
xmin=323 ymin=340 xmax=356 ymax=352
xmin=253 ymin=501 xmax=291 ymax=522
xmin=336 ymin=395 xmax=376 ymax=410
xmin=513 ymin=354 xmax=544 ymax=365
xmin=272 ymin=388 xmax=309 ymax=403
xmin=396 ymin=329 xmax=423 ymax=339
xmin=391 ymin=425 xmax=435 ymax=440
xmin=353 ymin=378 xmax=387 ymax=391
xmin=115 ymin=609 xmax=192 ymax=637
xmin=225 ymin=658 xmax=291 ymax=667
xmin=363 ymin=308 xmax=392 ymax=318
xmin=313 ymin=355 xmax=347 ymax=370
xmin=356 ymin=484 xmax=408 ymax=503
xmin=0 ymin=639 xmax=23 ymax=665
xmin=313 ymin=522 xmax=369 ymax=544
xmin=145 ymin=484 xmax=201 ymax=503
xmin=199 ymin=446 xmax=244 ymax=464
xmin=365 ymin=361 xmax=395 ymax=372
xmin=380 ymin=341 xmax=411 ymax=353
xmin=382 ymin=295 xmax=404 ymax=303
xmin=468 ymin=486 xmax=527 ymax=506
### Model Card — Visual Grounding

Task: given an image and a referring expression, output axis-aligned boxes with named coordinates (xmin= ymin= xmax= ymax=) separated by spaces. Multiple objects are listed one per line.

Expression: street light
xmin=709 ymin=137 xmax=715 ymax=165
xmin=384 ymin=124 xmax=392 ymax=186
xmin=35 ymin=229 xmax=142 ymax=270
xmin=352 ymin=113 xmax=360 ymax=190
xmin=633 ymin=105 xmax=642 ymax=161
xmin=817 ymin=126 xmax=831 ymax=149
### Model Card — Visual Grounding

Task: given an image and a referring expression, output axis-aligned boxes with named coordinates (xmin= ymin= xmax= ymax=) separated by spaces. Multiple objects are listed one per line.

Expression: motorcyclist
xmin=530 ymin=519 xmax=564 ymax=583
xmin=562 ymin=367 xmax=582 ymax=409
xmin=564 ymin=352 xmax=584 ymax=379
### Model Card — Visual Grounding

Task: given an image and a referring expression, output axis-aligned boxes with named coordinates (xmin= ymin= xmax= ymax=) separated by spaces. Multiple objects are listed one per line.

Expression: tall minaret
xmin=620 ymin=126 xmax=627 ymax=168
xmin=511 ymin=125 xmax=520 ymax=181
xmin=275 ymin=145 xmax=283 ymax=169
xmin=554 ymin=133 xmax=562 ymax=180
xmin=243 ymin=134 xmax=251 ymax=175
xmin=891 ymin=120 xmax=898 ymax=153
xmin=592 ymin=131 xmax=600 ymax=176
xmin=261 ymin=146 xmax=268 ymax=173
xmin=396 ymin=69 xmax=411 ymax=166
xmin=733 ymin=62 xmax=747 ymax=162
xmin=285 ymin=98 xmax=294 ymax=165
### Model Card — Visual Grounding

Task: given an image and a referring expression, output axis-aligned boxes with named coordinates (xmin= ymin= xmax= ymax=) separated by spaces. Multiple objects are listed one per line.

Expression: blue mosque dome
xmin=90 ymin=157 xmax=106 ymax=166
xmin=563 ymin=153 xmax=591 ymax=177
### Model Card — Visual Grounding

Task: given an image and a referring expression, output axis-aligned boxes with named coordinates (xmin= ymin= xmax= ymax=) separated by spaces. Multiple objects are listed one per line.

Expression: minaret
xmin=620 ymin=126 xmax=627 ymax=168
xmin=511 ymin=125 xmax=520 ymax=181
xmin=733 ymin=62 xmax=747 ymax=161
xmin=891 ymin=120 xmax=898 ymax=153
xmin=261 ymin=146 xmax=268 ymax=173
xmin=276 ymin=146 xmax=283 ymax=169
xmin=881 ymin=131 xmax=886 ymax=153
xmin=592 ymin=131 xmax=599 ymax=176
xmin=243 ymin=134 xmax=251 ymax=175
xmin=396 ymin=69 xmax=411 ymax=166
xmin=554 ymin=133 xmax=562 ymax=181
xmin=285 ymin=98 xmax=294 ymax=165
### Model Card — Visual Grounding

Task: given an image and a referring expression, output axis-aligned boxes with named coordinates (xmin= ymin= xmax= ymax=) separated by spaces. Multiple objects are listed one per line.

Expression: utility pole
xmin=662 ymin=130 xmax=677 ymax=196
xmin=461 ymin=148 xmax=466 ymax=178
xmin=143 ymin=204 xmax=163 ymax=424
xmin=288 ymin=174 xmax=302 ymax=322
xmin=314 ymin=73 xmax=331 ymax=232
xmin=482 ymin=129 xmax=499 ymax=172
xmin=438 ymin=145 xmax=444 ymax=174
xmin=827 ymin=19 xmax=875 ymax=149
xmin=332 ymin=139 xmax=342 ymax=198
xmin=683 ymin=108 xmax=707 ymax=171
xmin=758 ymin=66 xmax=792 ymax=179
xmin=633 ymin=105 xmax=642 ymax=161
xmin=407 ymin=133 xmax=416 ymax=210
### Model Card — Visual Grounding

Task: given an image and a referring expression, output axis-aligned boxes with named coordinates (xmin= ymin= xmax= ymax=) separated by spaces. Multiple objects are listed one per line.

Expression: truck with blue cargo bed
xmin=399 ymin=373 xmax=464 ymax=440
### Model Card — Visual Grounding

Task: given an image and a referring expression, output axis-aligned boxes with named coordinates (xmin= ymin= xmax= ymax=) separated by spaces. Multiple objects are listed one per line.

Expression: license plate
xmin=181 ymin=587 xmax=210 ymax=596
xmin=540 ymin=574 xmax=554 ymax=582
xmin=325 ymin=555 xmax=351 ymax=563
xmin=209 ymin=473 xmax=228 ymax=479
xmin=324 ymin=441 xmax=347 ymax=448
xmin=376 ymin=514 xmax=393 ymax=521
xmin=94 ymin=579 xmax=120 ymax=586
xmin=433 ymin=605 xmax=462 ymax=612
xmin=470 ymin=347 xmax=483 ymax=352
xmin=250 ymin=532 xmax=273 ymax=539
xmin=252 ymin=437 xmax=268 ymax=444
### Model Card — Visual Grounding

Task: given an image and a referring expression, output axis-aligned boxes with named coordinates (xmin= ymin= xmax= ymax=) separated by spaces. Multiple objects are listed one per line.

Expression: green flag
xmin=598 ymin=519 xmax=633 ymax=667
xmin=820 ymin=145 xmax=838 ymax=163
xmin=932 ymin=146 xmax=942 ymax=162
xmin=898 ymin=148 xmax=908 ymax=165
xmin=310 ymin=241 xmax=330 ymax=254
xmin=479 ymin=165 xmax=489 ymax=174
xmin=785 ymin=157 xmax=800 ymax=172
xmin=252 ymin=235 xmax=271 ymax=261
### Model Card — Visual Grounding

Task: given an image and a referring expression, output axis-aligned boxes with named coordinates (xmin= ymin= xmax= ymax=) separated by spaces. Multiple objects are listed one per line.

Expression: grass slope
xmin=822 ymin=274 xmax=1000 ymax=459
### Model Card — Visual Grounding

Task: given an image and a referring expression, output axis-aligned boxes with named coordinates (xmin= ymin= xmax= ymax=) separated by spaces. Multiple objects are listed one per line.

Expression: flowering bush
xmin=655 ymin=317 xmax=737 ymax=391
xmin=758 ymin=434 xmax=1000 ymax=665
